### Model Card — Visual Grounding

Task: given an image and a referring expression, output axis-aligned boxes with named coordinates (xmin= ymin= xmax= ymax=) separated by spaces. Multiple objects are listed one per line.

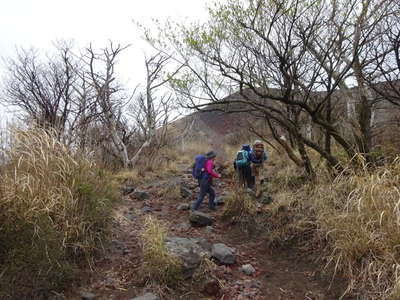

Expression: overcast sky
xmin=0 ymin=0 xmax=217 ymax=124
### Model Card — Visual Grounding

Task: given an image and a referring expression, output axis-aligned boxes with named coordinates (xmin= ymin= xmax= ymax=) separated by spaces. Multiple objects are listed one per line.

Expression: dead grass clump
xmin=140 ymin=216 xmax=182 ymax=285
xmin=157 ymin=182 xmax=181 ymax=200
xmin=113 ymin=169 xmax=142 ymax=186
xmin=0 ymin=128 xmax=118 ymax=298
xmin=314 ymin=157 xmax=400 ymax=299
xmin=262 ymin=190 xmax=318 ymax=248
xmin=222 ymin=187 xmax=257 ymax=222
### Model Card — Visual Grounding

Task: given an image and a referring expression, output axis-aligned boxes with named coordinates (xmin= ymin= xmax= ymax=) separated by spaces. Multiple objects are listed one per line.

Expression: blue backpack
xmin=235 ymin=144 xmax=251 ymax=168
xmin=192 ymin=154 xmax=207 ymax=179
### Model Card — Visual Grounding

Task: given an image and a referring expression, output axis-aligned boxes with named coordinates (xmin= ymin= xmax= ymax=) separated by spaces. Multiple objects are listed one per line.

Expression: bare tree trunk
xmin=325 ymin=97 xmax=332 ymax=156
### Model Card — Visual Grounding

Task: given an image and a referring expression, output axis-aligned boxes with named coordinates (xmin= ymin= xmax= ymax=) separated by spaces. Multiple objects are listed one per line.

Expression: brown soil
xmin=62 ymin=170 xmax=352 ymax=300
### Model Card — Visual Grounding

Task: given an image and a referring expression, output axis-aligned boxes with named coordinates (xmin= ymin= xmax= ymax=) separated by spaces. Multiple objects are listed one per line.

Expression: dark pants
xmin=237 ymin=165 xmax=254 ymax=188
xmin=192 ymin=177 xmax=216 ymax=211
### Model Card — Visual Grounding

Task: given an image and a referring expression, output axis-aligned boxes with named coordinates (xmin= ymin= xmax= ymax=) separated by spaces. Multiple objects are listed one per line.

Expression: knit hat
xmin=253 ymin=140 xmax=263 ymax=146
xmin=253 ymin=140 xmax=264 ymax=152
xmin=206 ymin=151 xmax=217 ymax=159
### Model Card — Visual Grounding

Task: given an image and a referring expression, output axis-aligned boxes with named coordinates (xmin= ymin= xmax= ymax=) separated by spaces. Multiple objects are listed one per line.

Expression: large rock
xmin=130 ymin=190 xmax=150 ymax=201
xmin=189 ymin=211 xmax=213 ymax=227
xmin=131 ymin=293 xmax=159 ymax=300
xmin=211 ymin=243 xmax=236 ymax=265
xmin=165 ymin=237 xmax=212 ymax=278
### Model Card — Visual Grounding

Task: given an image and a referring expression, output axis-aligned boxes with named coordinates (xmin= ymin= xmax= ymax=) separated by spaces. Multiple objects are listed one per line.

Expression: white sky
xmin=0 ymin=0 xmax=217 ymax=125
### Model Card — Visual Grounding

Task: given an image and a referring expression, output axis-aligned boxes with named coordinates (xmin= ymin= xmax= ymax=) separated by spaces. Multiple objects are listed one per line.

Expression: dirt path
xmin=63 ymin=168 xmax=351 ymax=300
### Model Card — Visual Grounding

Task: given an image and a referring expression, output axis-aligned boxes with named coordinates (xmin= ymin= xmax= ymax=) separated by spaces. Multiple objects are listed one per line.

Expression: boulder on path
xmin=130 ymin=190 xmax=150 ymax=201
xmin=131 ymin=293 xmax=159 ymax=300
xmin=165 ymin=237 xmax=212 ymax=278
xmin=189 ymin=211 xmax=213 ymax=227
xmin=211 ymin=243 xmax=236 ymax=265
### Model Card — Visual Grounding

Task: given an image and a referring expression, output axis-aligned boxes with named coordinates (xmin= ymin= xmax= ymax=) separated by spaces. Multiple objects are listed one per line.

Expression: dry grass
xmin=222 ymin=187 xmax=257 ymax=222
xmin=0 ymin=128 xmax=118 ymax=298
xmin=157 ymin=182 xmax=181 ymax=200
xmin=113 ymin=145 xmax=182 ymax=186
xmin=140 ymin=216 xmax=182 ymax=285
xmin=264 ymin=150 xmax=400 ymax=299
xmin=313 ymin=157 xmax=400 ymax=299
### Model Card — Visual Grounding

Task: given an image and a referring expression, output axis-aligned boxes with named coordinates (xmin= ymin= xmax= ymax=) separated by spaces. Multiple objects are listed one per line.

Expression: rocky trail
xmin=64 ymin=163 xmax=351 ymax=300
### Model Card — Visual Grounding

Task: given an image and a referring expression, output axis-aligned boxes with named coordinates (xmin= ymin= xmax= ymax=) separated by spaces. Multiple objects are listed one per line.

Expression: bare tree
xmin=0 ymin=42 xmax=106 ymax=149
xmin=83 ymin=42 xmax=135 ymax=168
xmin=1 ymin=44 xmax=77 ymax=133
xmin=129 ymin=52 xmax=181 ymax=167
xmin=146 ymin=0 xmax=399 ymax=174
xmin=84 ymin=43 xmax=178 ymax=168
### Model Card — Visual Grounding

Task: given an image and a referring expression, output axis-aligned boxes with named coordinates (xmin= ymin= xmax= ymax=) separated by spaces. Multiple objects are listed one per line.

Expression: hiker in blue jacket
xmin=234 ymin=144 xmax=254 ymax=188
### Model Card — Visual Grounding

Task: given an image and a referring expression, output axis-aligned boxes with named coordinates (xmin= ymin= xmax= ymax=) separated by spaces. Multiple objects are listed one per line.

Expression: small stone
xmin=177 ymin=203 xmax=190 ymax=210
xmin=80 ymin=291 xmax=96 ymax=300
xmin=104 ymin=277 xmax=116 ymax=288
xmin=123 ymin=248 xmax=130 ymax=255
xmin=130 ymin=293 xmax=159 ymax=300
xmin=122 ymin=186 xmax=135 ymax=195
xmin=240 ymin=264 xmax=256 ymax=275
xmin=189 ymin=211 xmax=213 ymax=227
xmin=180 ymin=185 xmax=193 ymax=198
xmin=211 ymin=243 xmax=236 ymax=265
xmin=243 ymin=279 xmax=262 ymax=289
xmin=125 ymin=212 xmax=136 ymax=221
xmin=176 ymin=222 xmax=191 ymax=231
xmin=141 ymin=206 xmax=152 ymax=213
xmin=205 ymin=226 xmax=213 ymax=233
xmin=215 ymin=196 xmax=226 ymax=205
xmin=130 ymin=190 xmax=150 ymax=201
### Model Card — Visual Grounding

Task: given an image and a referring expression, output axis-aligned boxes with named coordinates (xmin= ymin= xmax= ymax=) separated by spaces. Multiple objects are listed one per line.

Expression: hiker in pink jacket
xmin=192 ymin=151 xmax=221 ymax=211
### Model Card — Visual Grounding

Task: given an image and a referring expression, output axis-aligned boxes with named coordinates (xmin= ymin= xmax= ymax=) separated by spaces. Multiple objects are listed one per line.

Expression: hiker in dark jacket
xmin=192 ymin=151 xmax=221 ymax=211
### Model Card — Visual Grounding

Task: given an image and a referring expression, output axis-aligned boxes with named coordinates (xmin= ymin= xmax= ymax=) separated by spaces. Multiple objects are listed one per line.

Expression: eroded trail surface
xmin=65 ymin=164 xmax=350 ymax=300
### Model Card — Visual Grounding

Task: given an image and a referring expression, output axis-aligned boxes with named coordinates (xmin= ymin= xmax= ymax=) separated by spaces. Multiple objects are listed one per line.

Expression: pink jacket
xmin=205 ymin=159 xmax=219 ymax=178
